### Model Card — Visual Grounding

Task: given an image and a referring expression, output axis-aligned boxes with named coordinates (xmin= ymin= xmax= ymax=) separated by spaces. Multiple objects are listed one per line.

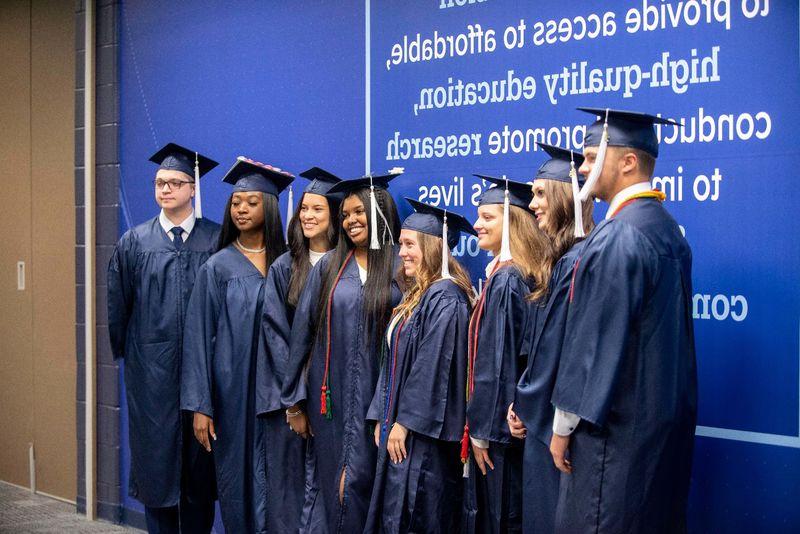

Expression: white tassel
xmin=578 ymin=109 xmax=610 ymax=202
xmin=194 ymin=152 xmax=203 ymax=219
xmin=570 ymin=156 xmax=585 ymax=238
xmin=286 ymin=185 xmax=294 ymax=241
xmin=369 ymin=177 xmax=380 ymax=250
xmin=441 ymin=211 xmax=452 ymax=279
xmin=498 ymin=182 xmax=513 ymax=262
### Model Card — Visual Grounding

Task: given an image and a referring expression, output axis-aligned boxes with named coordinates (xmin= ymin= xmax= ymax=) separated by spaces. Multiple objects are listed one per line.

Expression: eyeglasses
xmin=154 ymin=179 xmax=194 ymax=190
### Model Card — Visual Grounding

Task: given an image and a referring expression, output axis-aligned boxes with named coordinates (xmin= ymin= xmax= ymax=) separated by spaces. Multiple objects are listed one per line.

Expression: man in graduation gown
xmin=549 ymin=109 xmax=697 ymax=534
xmin=107 ymin=143 xmax=219 ymax=533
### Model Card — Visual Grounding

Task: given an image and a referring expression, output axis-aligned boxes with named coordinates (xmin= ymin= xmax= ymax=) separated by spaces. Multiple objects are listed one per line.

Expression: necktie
xmin=170 ymin=226 xmax=184 ymax=250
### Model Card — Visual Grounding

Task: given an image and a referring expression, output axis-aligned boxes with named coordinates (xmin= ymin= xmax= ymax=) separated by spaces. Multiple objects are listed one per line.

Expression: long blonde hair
xmin=505 ymin=205 xmax=553 ymax=302
xmin=394 ymin=231 xmax=473 ymax=321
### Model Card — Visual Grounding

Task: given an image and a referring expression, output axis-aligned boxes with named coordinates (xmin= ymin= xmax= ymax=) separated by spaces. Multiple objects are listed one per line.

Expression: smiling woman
xmin=281 ymin=173 xmax=404 ymax=532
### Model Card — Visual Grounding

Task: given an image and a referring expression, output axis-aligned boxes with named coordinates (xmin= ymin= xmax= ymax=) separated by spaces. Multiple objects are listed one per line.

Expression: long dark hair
xmin=314 ymin=187 xmax=401 ymax=349
xmin=217 ymin=192 xmax=287 ymax=269
xmin=286 ymin=192 xmax=340 ymax=308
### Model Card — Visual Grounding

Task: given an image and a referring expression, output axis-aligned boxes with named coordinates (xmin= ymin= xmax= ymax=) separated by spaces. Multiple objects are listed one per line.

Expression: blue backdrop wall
xmin=119 ymin=1 xmax=800 ymax=531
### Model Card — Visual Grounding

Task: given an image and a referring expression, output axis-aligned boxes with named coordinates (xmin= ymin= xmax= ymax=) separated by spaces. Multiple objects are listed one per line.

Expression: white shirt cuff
xmin=470 ymin=436 xmax=490 ymax=449
xmin=552 ymin=408 xmax=581 ymax=436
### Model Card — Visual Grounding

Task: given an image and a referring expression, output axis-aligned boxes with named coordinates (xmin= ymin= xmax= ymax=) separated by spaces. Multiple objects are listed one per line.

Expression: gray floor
xmin=0 ymin=482 xmax=142 ymax=533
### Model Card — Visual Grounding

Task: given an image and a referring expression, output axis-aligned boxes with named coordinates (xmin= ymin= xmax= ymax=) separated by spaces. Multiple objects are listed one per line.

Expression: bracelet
xmin=286 ymin=409 xmax=302 ymax=418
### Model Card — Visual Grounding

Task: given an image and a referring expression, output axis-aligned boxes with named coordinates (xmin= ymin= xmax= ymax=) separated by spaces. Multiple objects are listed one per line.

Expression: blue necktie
xmin=170 ymin=226 xmax=184 ymax=250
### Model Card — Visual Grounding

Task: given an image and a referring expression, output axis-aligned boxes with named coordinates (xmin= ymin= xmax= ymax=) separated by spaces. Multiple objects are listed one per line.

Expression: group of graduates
xmin=108 ymin=107 xmax=697 ymax=534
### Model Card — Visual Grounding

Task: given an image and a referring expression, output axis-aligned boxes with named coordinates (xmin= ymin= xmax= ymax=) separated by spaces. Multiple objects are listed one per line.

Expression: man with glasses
xmin=108 ymin=143 xmax=220 ymax=533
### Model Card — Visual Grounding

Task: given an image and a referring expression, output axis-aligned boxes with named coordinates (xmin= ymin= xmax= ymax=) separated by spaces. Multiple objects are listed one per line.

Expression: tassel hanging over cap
xmin=498 ymin=179 xmax=513 ymax=262
xmin=570 ymin=152 xmax=585 ymax=238
xmin=578 ymin=108 xmax=610 ymax=202
xmin=286 ymin=185 xmax=294 ymax=242
xmin=194 ymin=152 xmax=203 ymax=219
xmin=369 ymin=175 xmax=380 ymax=250
xmin=441 ymin=211 xmax=452 ymax=279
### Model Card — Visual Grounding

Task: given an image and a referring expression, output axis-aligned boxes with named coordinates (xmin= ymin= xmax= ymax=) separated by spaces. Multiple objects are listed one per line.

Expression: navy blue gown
xmin=513 ymin=241 xmax=584 ymax=534
xmin=283 ymin=252 xmax=402 ymax=533
xmin=107 ymin=216 xmax=219 ymax=508
xmin=463 ymin=264 xmax=536 ymax=534
xmin=181 ymin=244 xmax=270 ymax=533
xmin=255 ymin=250 xmax=308 ymax=533
xmin=551 ymin=198 xmax=697 ymax=534
xmin=365 ymin=279 xmax=469 ymax=534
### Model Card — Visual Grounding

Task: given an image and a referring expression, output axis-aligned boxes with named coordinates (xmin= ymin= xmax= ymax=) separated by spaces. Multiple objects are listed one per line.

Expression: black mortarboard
xmin=475 ymin=175 xmax=533 ymax=208
xmin=325 ymin=170 xmax=402 ymax=196
xmin=535 ymin=143 xmax=585 ymax=185
xmin=403 ymin=198 xmax=477 ymax=249
xmin=222 ymin=157 xmax=294 ymax=196
xmin=579 ymin=107 xmax=679 ymax=158
xmin=299 ymin=167 xmax=342 ymax=196
xmin=149 ymin=142 xmax=218 ymax=178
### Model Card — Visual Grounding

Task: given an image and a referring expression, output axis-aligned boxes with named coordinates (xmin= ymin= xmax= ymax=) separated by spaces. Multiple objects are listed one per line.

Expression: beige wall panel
xmin=30 ymin=0 xmax=76 ymax=501
xmin=0 ymin=0 xmax=35 ymax=489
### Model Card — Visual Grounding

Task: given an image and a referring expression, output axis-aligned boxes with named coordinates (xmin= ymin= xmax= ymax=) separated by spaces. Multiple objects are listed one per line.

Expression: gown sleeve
xmin=107 ymin=232 xmax=136 ymax=359
xmin=180 ymin=262 xmax=221 ymax=418
xmin=256 ymin=260 xmax=293 ymax=415
xmin=551 ymin=221 xmax=658 ymax=427
xmin=467 ymin=269 xmax=532 ymax=443
xmin=281 ymin=257 xmax=326 ymax=408
xmin=395 ymin=289 xmax=468 ymax=442
xmin=513 ymin=247 xmax=579 ymax=445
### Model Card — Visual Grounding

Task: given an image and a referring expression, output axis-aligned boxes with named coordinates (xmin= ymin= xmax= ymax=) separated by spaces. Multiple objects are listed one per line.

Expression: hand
xmin=550 ymin=433 xmax=572 ymax=473
xmin=507 ymin=403 xmax=527 ymax=439
xmin=387 ymin=423 xmax=409 ymax=464
xmin=471 ymin=443 xmax=494 ymax=475
xmin=374 ymin=424 xmax=381 ymax=447
xmin=287 ymin=406 xmax=312 ymax=439
xmin=193 ymin=412 xmax=216 ymax=452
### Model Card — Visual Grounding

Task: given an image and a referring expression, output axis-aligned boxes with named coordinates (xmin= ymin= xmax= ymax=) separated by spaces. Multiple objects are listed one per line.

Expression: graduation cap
xmin=535 ymin=143 xmax=585 ymax=184
xmin=536 ymin=143 xmax=587 ymax=238
xmin=577 ymin=107 xmax=679 ymax=201
xmin=403 ymin=198 xmax=476 ymax=279
xmin=475 ymin=175 xmax=532 ymax=209
xmin=299 ymin=167 xmax=342 ymax=196
xmin=474 ymin=175 xmax=533 ymax=262
xmin=327 ymin=168 xmax=404 ymax=250
xmin=325 ymin=170 xmax=401 ymax=196
xmin=149 ymin=142 xmax=218 ymax=219
xmin=222 ymin=156 xmax=294 ymax=196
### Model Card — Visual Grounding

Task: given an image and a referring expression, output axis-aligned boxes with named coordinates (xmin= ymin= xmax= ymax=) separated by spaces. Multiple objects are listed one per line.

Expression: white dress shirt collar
xmin=159 ymin=210 xmax=196 ymax=240
xmin=605 ymin=182 xmax=652 ymax=220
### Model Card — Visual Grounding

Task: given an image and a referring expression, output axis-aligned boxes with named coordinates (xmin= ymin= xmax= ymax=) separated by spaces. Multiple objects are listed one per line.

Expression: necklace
xmin=236 ymin=237 xmax=265 ymax=254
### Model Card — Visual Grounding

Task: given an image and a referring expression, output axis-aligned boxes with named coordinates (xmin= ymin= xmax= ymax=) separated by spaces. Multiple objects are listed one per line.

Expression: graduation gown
xmin=364 ymin=280 xmax=469 ymax=534
xmin=107 ymin=216 xmax=219 ymax=507
xmin=255 ymin=250 xmax=307 ymax=533
xmin=464 ymin=264 xmax=537 ymax=534
xmin=551 ymin=198 xmax=697 ymax=534
xmin=181 ymin=245 xmax=270 ymax=533
xmin=513 ymin=241 xmax=584 ymax=534
xmin=283 ymin=252 xmax=402 ymax=533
